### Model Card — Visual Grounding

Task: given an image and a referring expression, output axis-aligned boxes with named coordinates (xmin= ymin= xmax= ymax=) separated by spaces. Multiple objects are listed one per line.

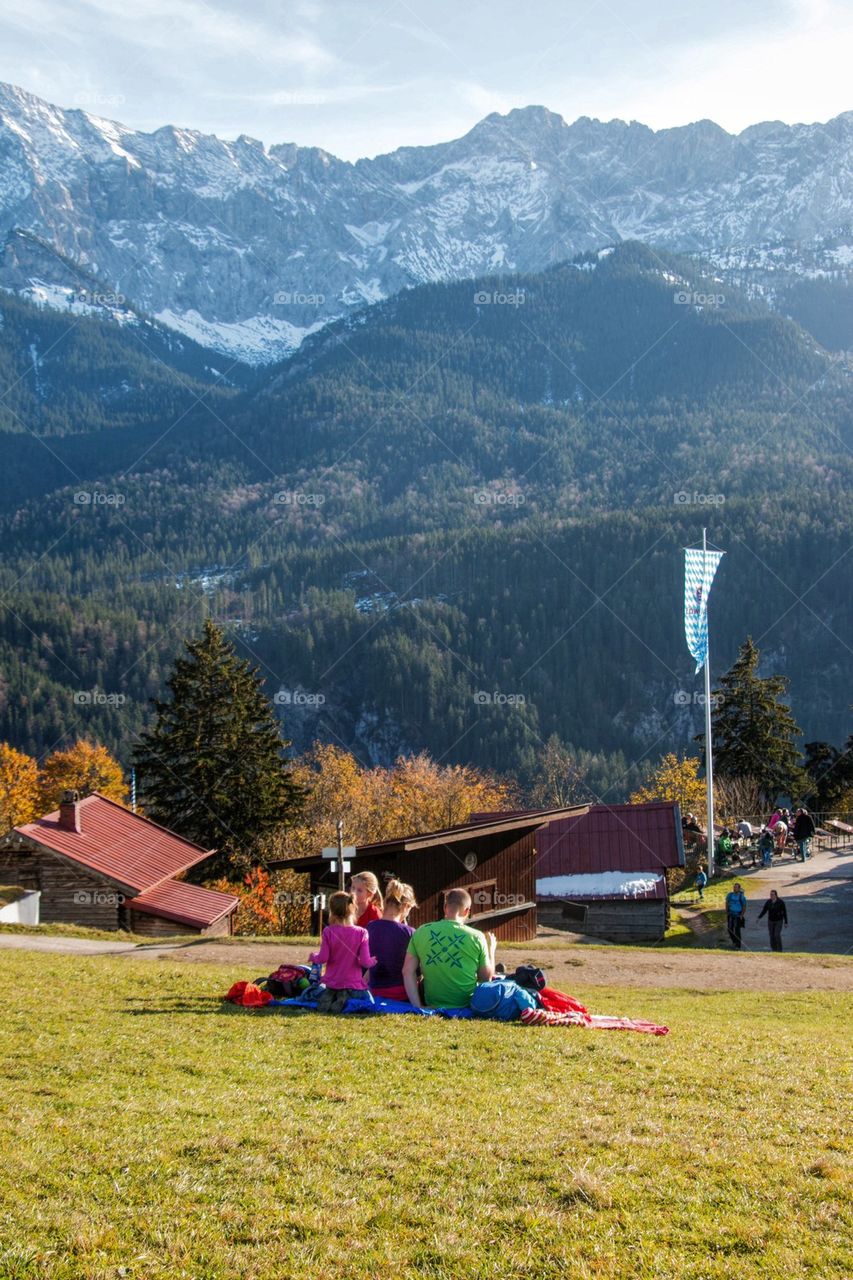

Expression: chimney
xmin=58 ymin=790 xmax=82 ymax=833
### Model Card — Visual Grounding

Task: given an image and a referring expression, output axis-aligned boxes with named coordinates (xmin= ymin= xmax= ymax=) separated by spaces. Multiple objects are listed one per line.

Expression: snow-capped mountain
xmin=1 ymin=81 xmax=851 ymax=363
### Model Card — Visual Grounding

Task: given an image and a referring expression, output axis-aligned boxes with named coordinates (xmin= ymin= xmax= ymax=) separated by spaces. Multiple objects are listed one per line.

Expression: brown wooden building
xmin=270 ymin=807 xmax=588 ymax=941
xmin=0 ymin=791 xmax=238 ymax=936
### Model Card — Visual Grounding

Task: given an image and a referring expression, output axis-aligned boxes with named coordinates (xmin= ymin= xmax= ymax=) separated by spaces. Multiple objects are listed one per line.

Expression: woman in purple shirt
xmin=367 ymin=879 xmax=418 ymax=1001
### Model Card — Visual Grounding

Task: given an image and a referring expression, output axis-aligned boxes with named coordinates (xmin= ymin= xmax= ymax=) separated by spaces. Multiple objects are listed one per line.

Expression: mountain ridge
xmin=1 ymin=81 xmax=852 ymax=362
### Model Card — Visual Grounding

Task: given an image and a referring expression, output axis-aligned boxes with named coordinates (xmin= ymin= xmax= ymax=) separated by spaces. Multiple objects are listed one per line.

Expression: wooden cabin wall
xmin=0 ymin=845 xmax=122 ymax=930
xmin=355 ymin=828 xmax=538 ymax=941
xmin=538 ymin=898 xmax=665 ymax=942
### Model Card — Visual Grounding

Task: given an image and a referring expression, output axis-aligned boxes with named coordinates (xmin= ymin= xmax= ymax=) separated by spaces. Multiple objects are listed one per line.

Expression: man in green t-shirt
xmin=403 ymin=887 xmax=497 ymax=1008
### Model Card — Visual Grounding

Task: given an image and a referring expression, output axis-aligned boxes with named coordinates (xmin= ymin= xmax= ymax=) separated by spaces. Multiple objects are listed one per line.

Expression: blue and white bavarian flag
xmin=684 ymin=548 xmax=724 ymax=672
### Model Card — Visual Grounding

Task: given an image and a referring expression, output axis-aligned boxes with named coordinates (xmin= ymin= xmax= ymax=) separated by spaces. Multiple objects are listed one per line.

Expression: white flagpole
xmin=703 ymin=528 xmax=716 ymax=878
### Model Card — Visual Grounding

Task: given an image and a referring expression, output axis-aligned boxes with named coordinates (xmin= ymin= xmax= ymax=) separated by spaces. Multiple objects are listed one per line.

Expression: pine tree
xmin=707 ymin=637 xmax=803 ymax=806
xmin=802 ymin=725 xmax=853 ymax=813
xmin=133 ymin=621 xmax=305 ymax=878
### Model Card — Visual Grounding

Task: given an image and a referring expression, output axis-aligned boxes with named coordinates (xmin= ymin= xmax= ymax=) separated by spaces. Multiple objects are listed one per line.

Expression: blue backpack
xmin=469 ymin=979 xmax=538 ymax=1021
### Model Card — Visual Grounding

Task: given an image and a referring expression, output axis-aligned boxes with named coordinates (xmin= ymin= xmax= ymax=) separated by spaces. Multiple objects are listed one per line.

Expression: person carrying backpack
xmin=793 ymin=809 xmax=816 ymax=861
xmin=758 ymin=827 xmax=775 ymax=868
xmin=725 ymin=883 xmax=747 ymax=949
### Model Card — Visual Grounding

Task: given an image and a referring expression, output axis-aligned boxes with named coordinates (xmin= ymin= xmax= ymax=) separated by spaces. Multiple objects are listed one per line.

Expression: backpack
xmin=260 ymin=964 xmax=311 ymax=999
xmin=513 ymin=964 xmax=546 ymax=992
xmin=470 ymin=979 xmax=539 ymax=1021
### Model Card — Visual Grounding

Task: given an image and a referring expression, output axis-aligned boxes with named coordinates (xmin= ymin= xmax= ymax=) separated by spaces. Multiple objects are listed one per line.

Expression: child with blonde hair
xmin=309 ymin=891 xmax=376 ymax=1014
xmin=367 ymin=879 xmax=418 ymax=1002
xmin=350 ymin=870 xmax=383 ymax=927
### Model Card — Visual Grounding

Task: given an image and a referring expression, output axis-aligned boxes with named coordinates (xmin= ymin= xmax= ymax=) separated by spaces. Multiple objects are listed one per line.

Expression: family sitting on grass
xmin=309 ymin=871 xmax=497 ymax=1013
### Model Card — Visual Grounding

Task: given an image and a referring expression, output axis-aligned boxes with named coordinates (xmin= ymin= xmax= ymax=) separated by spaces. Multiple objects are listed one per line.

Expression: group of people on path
xmin=725 ymin=882 xmax=790 ymax=951
xmin=727 ymin=808 xmax=816 ymax=863
xmin=685 ymin=808 xmax=816 ymax=866
xmin=308 ymin=871 xmax=496 ymax=1012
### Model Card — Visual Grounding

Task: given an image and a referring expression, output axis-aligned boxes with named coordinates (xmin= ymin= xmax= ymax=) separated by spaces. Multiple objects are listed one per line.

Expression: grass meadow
xmin=0 ymin=948 xmax=850 ymax=1280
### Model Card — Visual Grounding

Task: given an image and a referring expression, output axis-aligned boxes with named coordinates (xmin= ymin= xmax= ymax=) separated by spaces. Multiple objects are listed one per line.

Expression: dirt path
xmin=704 ymin=842 xmax=853 ymax=954
xmin=2 ymin=930 xmax=851 ymax=991
xmin=124 ymin=938 xmax=853 ymax=992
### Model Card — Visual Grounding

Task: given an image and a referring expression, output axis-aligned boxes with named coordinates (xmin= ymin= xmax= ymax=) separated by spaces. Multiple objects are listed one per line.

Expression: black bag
xmin=513 ymin=964 xmax=546 ymax=991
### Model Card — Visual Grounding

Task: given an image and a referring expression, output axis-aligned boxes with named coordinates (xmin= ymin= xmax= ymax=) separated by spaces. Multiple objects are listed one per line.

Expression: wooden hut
xmin=0 ymin=791 xmax=238 ymax=936
xmin=535 ymin=802 xmax=685 ymax=941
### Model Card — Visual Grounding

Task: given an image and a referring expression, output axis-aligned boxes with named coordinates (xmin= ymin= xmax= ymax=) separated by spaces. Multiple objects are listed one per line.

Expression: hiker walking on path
xmin=725 ymin=882 xmax=748 ymax=949
xmin=757 ymin=889 xmax=788 ymax=951
xmin=793 ymin=808 xmax=816 ymax=861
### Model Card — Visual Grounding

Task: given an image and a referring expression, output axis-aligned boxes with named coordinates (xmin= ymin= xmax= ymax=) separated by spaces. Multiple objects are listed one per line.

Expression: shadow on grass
xmin=122 ymin=994 xmax=309 ymax=1017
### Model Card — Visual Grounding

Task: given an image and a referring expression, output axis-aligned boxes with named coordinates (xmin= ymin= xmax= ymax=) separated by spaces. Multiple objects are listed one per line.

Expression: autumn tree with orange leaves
xmin=266 ymin=743 xmax=514 ymax=866
xmin=39 ymin=740 xmax=126 ymax=811
xmin=0 ymin=743 xmax=41 ymax=828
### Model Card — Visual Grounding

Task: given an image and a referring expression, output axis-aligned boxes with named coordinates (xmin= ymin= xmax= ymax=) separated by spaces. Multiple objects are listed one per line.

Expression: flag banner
xmin=684 ymin=548 xmax=724 ymax=672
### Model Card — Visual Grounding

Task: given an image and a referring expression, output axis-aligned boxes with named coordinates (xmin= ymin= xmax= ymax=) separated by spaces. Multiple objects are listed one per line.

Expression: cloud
xmin=603 ymin=0 xmax=853 ymax=130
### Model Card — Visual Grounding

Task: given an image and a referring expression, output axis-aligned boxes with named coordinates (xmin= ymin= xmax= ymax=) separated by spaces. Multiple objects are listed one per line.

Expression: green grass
xmin=0 ymin=922 xmax=176 ymax=944
xmin=0 ymin=924 xmax=321 ymax=947
xmin=0 ymin=951 xmax=850 ymax=1280
xmin=0 ymin=886 xmax=29 ymax=909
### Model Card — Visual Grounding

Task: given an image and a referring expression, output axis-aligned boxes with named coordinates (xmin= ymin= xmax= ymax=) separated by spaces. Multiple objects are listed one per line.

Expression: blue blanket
xmin=271 ymin=993 xmax=473 ymax=1018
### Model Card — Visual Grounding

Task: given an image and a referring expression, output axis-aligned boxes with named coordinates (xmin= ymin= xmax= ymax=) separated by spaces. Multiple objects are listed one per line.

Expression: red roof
xmin=128 ymin=879 xmax=238 ymax=929
xmin=535 ymin=802 xmax=685 ymax=878
xmin=15 ymin=793 xmax=215 ymax=894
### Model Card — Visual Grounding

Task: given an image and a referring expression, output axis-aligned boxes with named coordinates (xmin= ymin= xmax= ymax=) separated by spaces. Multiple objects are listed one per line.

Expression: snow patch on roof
xmin=537 ymin=871 xmax=665 ymax=899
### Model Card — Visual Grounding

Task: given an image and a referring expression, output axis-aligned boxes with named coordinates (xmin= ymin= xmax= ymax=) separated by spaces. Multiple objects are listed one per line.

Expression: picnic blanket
xmin=521 ymin=1008 xmax=669 ymax=1035
xmin=272 ymin=992 xmax=473 ymax=1017
xmin=224 ymin=983 xmax=669 ymax=1033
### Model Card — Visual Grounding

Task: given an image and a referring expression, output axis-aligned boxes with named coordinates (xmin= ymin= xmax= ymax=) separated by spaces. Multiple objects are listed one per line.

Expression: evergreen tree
xmin=707 ymin=637 xmax=803 ymax=806
xmin=802 ymin=731 xmax=853 ymax=813
xmin=133 ymin=621 xmax=305 ymax=877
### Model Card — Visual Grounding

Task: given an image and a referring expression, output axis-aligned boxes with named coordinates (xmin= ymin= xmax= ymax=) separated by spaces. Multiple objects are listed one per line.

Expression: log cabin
xmin=0 ymin=791 xmax=238 ymax=936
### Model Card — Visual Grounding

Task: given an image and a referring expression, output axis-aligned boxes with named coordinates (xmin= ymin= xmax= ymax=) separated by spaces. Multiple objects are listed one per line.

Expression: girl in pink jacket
xmin=309 ymin=891 xmax=376 ymax=1013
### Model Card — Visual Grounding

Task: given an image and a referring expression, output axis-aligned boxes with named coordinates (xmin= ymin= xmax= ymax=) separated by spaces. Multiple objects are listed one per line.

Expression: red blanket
xmin=521 ymin=1007 xmax=669 ymax=1035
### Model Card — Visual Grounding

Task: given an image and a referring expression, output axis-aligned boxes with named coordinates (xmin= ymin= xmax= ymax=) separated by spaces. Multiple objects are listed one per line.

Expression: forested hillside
xmin=0 ymin=243 xmax=850 ymax=784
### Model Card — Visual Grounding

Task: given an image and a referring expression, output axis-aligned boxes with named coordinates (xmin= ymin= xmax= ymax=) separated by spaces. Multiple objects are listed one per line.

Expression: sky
xmin=0 ymin=0 xmax=849 ymax=159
